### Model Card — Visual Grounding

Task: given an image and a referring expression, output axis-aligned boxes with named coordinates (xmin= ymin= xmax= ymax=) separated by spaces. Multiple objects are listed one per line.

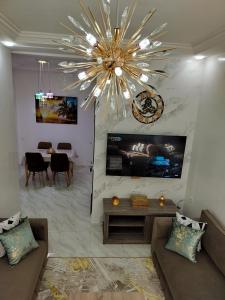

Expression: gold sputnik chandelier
xmin=58 ymin=0 xmax=174 ymax=117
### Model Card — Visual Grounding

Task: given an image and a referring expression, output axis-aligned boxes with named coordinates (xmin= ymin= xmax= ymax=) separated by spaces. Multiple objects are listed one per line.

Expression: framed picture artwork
xmin=35 ymin=96 xmax=78 ymax=124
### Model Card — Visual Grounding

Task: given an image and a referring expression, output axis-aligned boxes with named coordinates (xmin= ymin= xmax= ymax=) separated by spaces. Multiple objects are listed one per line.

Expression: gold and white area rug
xmin=37 ymin=257 xmax=164 ymax=300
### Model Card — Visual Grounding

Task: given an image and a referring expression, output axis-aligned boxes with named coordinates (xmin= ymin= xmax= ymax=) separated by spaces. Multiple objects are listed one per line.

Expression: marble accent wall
xmin=92 ymin=54 xmax=203 ymax=223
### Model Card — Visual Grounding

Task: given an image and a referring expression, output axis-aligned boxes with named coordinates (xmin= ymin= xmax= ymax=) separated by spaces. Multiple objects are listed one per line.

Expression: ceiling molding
xmin=16 ymin=31 xmax=66 ymax=45
xmin=192 ymin=28 xmax=225 ymax=54
xmin=0 ymin=12 xmax=20 ymax=39
xmin=0 ymin=10 xmax=223 ymax=57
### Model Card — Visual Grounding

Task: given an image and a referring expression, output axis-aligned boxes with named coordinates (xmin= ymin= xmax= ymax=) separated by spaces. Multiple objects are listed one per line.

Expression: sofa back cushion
xmin=200 ymin=210 xmax=225 ymax=276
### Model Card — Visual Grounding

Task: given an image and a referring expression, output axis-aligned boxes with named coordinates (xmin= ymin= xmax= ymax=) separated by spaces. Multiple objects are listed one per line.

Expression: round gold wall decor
xmin=132 ymin=87 xmax=164 ymax=124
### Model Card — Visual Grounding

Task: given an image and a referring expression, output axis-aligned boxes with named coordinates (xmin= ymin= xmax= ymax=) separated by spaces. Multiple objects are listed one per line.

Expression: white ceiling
xmin=0 ymin=0 xmax=225 ymax=56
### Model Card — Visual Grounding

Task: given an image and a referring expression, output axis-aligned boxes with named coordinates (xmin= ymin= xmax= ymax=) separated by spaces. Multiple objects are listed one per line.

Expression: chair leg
xmin=65 ymin=171 xmax=70 ymax=187
xmin=41 ymin=172 xmax=45 ymax=186
xmin=32 ymin=172 xmax=35 ymax=181
xmin=70 ymin=161 xmax=74 ymax=177
xmin=25 ymin=171 xmax=31 ymax=186
xmin=67 ymin=171 xmax=71 ymax=186
xmin=45 ymin=170 xmax=49 ymax=181
xmin=38 ymin=172 xmax=42 ymax=185
xmin=52 ymin=172 xmax=56 ymax=185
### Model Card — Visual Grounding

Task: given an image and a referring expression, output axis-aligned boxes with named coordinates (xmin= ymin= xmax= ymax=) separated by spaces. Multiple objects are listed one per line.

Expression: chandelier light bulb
xmin=139 ymin=38 xmax=150 ymax=50
xmin=132 ymin=52 xmax=137 ymax=57
xmin=97 ymin=57 xmax=103 ymax=64
xmin=106 ymin=79 xmax=111 ymax=85
xmin=140 ymin=74 xmax=149 ymax=83
xmin=86 ymin=48 xmax=92 ymax=55
xmin=93 ymin=86 xmax=102 ymax=97
xmin=78 ymin=71 xmax=88 ymax=80
xmin=86 ymin=33 xmax=97 ymax=46
xmin=115 ymin=67 xmax=123 ymax=76
xmin=123 ymin=90 xmax=130 ymax=99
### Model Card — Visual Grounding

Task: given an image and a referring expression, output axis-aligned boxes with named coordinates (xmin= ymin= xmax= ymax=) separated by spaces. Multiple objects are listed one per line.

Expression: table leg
xmin=70 ymin=161 xmax=74 ymax=177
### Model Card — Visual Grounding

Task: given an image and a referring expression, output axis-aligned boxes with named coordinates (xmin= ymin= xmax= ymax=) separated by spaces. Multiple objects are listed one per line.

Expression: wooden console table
xmin=103 ymin=198 xmax=177 ymax=244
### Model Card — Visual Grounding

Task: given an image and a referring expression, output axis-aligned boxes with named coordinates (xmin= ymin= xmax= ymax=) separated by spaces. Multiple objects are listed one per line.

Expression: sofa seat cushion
xmin=0 ymin=240 xmax=47 ymax=300
xmin=155 ymin=238 xmax=225 ymax=300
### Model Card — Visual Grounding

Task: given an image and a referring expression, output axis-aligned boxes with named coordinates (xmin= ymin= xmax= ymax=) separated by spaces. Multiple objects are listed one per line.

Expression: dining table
xmin=36 ymin=149 xmax=75 ymax=162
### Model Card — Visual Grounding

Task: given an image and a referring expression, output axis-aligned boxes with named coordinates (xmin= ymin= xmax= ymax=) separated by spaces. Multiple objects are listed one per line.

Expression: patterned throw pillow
xmin=165 ymin=219 xmax=205 ymax=263
xmin=0 ymin=212 xmax=21 ymax=257
xmin=0 ymin=218 xmax=39 ymax=265
xmin=176 ymin=212 xmax=207 ymax=252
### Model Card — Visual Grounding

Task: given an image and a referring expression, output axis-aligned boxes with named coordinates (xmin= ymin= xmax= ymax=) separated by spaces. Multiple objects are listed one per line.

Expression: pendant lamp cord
xmin=48 ymin=62 xmax=51 ymax=92
xmin=116 ymin=0 xmax=119 ymax=27
xmin=38 ymin=62 xmax=42 ymax=92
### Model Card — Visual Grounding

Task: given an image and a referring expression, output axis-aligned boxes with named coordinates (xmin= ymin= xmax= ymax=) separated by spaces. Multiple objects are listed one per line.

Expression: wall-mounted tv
xmin=106 ymin=133 xmax=187 ymax=178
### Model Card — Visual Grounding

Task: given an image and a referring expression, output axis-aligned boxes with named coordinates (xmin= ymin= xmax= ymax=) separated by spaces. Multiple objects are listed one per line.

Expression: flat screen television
xmin=106 ymin=133 xmax=187 ymax=178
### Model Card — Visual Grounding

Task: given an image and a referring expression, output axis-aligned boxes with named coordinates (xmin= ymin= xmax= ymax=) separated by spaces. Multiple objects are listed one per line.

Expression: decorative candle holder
xmin=159 ymin=194 xmax=166 ymax=207
xmin=112 ymin=196 xmax=120 ymax=206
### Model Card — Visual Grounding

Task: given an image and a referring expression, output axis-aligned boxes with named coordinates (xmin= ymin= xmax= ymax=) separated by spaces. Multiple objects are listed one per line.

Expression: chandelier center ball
xmin=103 ymin=47 xmax=126 ymax=71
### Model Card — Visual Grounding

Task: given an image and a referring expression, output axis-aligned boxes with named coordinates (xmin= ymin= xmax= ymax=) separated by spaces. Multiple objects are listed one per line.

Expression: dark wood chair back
xmin=38 ymin=141 xmax=52 ymax=149
xmin=57 ymin=143 xmax=72 ymax=150
xmin=25 ymin=152 xmax=47 ymax=172
xmin=50 ymin=153 xmax=69 ymax=172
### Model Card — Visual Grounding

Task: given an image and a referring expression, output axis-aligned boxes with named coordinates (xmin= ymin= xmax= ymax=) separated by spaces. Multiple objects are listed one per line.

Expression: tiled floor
xmin=20 ymin=166 xmax=150 ymax=257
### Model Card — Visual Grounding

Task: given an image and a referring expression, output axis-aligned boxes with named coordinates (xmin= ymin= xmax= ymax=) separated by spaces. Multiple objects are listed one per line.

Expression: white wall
xmin=13 ymin=62 xmax=94 ymax=166
xmin=0 ymin=45 xmax=20 ymax=217
xmin=184 ymin=57 xmax=225 ymax=226
xmin=92 ymin=53 xmax=203 ymax=223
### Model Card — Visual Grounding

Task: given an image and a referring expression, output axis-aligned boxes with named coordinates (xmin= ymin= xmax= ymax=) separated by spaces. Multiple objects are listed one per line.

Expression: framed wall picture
xmin=35 ymin=96 xmax=78 ymax=124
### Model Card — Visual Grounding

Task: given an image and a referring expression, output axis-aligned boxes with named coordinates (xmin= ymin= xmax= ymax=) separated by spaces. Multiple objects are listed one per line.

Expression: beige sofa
xmin=151 ymin=210 xmax=225 ymax=300
xmin=0 ymin=218 xmax=48 ymax=300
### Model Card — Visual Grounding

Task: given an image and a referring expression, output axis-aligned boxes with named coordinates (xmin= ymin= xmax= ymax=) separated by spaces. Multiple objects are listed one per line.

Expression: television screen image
xmin=106 ymin=133 xmax=187 ymax=178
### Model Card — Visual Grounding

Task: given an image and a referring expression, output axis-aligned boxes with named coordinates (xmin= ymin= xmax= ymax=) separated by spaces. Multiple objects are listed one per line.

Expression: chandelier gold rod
xmin=83 ymin=72 xmax=109 ymax=110
xmin=115 ymin=77 xmax=120 ymax=117
xmin=120 ymin=0 xmax=137 ymax=41
xmin=130 ymin=8 xmax=157 ymax=42
xmin=87 ymin=6 xmax=105 ymax=39
xmin=54 ymin=40 xmax=92 ymax=58
xmin=97 ymin=0 xmax=108 ymax=38
xmin=79 ymin=0 xmax=103 ymax=39
xmin=136 ymin=47 xmax=176 ymax=59
xmin=58 ymin=62 xmax=98 ymax=69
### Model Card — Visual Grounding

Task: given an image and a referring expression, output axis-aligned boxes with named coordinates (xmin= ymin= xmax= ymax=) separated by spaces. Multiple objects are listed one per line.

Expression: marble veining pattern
xmin=19 ymin=166 xmax=150 ymax=257
xmin=92 ymin=55 xmax=203 ymax=223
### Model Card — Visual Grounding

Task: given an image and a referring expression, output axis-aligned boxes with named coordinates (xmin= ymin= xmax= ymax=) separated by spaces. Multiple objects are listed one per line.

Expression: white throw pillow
xmin=0 ymin=212 xmax=21 ymax=257
xmin=176 ymin=212 xmax=207 ymax=252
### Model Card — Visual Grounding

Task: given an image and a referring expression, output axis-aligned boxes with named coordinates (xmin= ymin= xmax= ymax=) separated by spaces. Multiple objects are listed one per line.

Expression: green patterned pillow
xmin=0 ymin=218 xmax=39 ymax=265
xmin=165 ymin=219 xmax=205 ymax=263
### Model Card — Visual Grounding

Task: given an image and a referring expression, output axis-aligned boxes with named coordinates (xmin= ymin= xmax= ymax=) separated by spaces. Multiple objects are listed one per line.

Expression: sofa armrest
xmin=151 ymin=217 xmax=172 ymax=253
xmin=29 ymin=218 xmax=48 ymax=244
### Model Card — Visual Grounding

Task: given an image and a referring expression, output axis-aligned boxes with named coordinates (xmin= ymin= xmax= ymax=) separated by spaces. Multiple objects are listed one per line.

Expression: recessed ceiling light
xmin=2 ymin=41 xmax=15 ymax=47
xmin=218 ymin=57 xmax=225 ymax=61
xmin=38 ymin=60 xmax=48 ymax=64
xmin=194 ymin=55 xmax=206 ymax=60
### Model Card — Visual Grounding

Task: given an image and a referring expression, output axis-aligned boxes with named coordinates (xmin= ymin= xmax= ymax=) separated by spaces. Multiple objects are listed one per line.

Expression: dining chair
xmin=25 ymin=152 xmax=49 ymax=186
xmin=57 ymin=143 xmax=74 ymax=176
xmin=57 ymin=143 xmax=72 ymax=150
xmin=50 ymin=153 xmax=71 ymax=186
xmin=37 ymin=141 xmax=52 ymax=149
